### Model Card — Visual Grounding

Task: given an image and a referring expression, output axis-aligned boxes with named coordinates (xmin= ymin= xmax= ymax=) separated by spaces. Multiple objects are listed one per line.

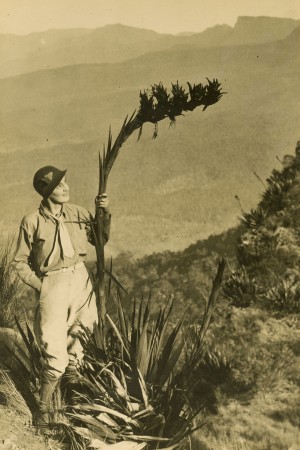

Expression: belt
xmin=45 ymin=262 xmax=84 ymax=276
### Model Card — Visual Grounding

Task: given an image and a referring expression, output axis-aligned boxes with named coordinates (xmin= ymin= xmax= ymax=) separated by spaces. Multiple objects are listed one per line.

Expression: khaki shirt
xmin=13 ymin=202 xmax=111 ymax=291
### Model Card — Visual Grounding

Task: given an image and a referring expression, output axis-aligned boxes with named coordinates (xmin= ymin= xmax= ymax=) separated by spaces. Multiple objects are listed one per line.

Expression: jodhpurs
xmin=34 ymin=263 xmax=97 ymax=378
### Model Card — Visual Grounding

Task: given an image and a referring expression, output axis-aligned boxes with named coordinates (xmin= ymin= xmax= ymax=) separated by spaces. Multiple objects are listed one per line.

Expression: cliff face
xmin=228 ymin=16 xmax=300 ymax=45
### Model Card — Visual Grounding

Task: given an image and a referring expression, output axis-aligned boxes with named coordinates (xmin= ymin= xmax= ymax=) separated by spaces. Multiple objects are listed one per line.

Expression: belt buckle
xmin=62 ymin=267 xmax=67 ymax=273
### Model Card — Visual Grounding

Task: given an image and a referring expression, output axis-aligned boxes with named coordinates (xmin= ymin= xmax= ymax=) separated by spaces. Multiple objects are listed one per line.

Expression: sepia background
xmin=1 ymin=1 xmax=300 ymax=449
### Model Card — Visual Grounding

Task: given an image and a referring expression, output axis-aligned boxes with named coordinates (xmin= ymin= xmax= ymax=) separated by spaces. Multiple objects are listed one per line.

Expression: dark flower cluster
xmin=137 ymin=78 xmax=223 ymax=130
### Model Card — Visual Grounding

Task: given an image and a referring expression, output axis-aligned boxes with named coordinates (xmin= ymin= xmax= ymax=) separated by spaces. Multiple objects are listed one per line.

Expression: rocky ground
xmin=0 ymin=405 xmax=57 ymax=450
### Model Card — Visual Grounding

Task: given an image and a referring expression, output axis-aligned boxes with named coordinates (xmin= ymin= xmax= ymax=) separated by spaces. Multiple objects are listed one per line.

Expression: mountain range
xmin=1 ymin=16 xmax=300 ymax=257
xmin=1 ymin=16 xmax=299 ymax=79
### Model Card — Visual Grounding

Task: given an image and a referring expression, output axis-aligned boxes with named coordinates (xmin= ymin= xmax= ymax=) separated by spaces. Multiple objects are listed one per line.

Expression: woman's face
xmin=49 ymin=177 xmax=70 ymax=204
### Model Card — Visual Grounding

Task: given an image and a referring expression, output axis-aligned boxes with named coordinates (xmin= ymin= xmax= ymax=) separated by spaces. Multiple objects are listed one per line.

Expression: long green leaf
xmin=14 ymin=317 xmax=41 ymax=370
xmin=136 ymin=322 xmax=149 ymax=378
xmin=106 ymin=314 xmax=130 ymax=359
xmin=73 ymin=403 xmax=139 ymax=427
xmin=69 ymin=413 xmax=117 ymax=440
xmin=116 ymin=291 xmax=129 ymax=338
xmin=152 ymin=313 xmax=186 ymax=386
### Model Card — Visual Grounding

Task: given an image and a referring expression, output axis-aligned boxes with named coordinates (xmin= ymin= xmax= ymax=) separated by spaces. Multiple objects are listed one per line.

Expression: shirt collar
xmin=39 ymin=201 xmax=66 ymax=223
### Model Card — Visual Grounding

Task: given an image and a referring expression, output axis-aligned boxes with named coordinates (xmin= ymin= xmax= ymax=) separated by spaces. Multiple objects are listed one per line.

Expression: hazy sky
xmin=1 ymin=0 xmax=300 ymax=35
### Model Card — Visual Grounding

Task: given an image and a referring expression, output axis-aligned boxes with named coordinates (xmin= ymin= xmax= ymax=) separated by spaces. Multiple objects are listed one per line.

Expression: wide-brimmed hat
xmin=33 ymin=166 xmax=67 ymax=198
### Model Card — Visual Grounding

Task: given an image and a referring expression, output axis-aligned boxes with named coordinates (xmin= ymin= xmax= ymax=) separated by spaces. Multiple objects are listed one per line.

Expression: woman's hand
xmin=95 ymin=193 xmax=109 ymax=211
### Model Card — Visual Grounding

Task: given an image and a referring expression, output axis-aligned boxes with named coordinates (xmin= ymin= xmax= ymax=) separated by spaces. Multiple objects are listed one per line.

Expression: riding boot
xmin=36 ymin=375 xmax=59 ymax=428
xmin=61 ymin=362 xmax=82 ymax=406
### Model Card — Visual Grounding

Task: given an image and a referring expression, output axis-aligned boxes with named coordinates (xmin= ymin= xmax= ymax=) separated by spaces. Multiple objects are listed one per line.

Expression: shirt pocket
xmin=76 ymin=227 xmax=88 ymax=255
xmin=33 ymin=225 xmax=56 ymax=267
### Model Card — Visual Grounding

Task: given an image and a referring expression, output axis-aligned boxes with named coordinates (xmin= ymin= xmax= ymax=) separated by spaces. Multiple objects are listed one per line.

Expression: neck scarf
xmin=45 ymin=210 xmax=75 ymax=266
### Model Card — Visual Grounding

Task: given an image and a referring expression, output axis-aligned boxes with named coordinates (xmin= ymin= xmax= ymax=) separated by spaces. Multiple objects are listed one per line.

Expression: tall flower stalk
xmin=92 ymin=78 xmax=224 ymax=335
xmin=6 ymin=78 xmax=224 ymax=449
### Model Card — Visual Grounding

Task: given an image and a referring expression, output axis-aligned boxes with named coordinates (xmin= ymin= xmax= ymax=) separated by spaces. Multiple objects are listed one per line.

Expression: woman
xmin=13 ymin=165 xmax=111 ymax=426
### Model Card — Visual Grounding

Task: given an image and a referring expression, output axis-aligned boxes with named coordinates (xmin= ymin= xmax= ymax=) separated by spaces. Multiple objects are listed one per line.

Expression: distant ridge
xmin=1 ymin=16 xmax=300 ymax=79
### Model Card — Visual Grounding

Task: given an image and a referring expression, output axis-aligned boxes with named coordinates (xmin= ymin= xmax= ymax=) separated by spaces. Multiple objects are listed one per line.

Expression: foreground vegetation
xmin=109 ymin=142 xmax=300 ymax=449
xmin=0 ymin=232 xmax=226 ymax=449
xmin=1 ymin=142 xmax=300 ymax=449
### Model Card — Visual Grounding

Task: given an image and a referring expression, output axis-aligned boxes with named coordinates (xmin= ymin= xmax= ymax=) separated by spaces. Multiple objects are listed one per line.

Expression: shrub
xmin=263 ymin=276 xmax=300 ymax=312
xmin=0 ymin=234 xmax=24 ymax=328
xmin=222 ymin=267 xmax=260 ymax=307
xmin=241 ymin=207 xmax=268 ymax=231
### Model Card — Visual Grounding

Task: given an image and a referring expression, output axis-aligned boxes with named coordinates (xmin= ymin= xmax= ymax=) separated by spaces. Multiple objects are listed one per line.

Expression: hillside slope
xmin=111 ymin=140 xmax=300 ymax=312
xmin=1 ymin=26 xmax=300 ymax=255
xmin=109 ymin=141 xmax=300 ymax=450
